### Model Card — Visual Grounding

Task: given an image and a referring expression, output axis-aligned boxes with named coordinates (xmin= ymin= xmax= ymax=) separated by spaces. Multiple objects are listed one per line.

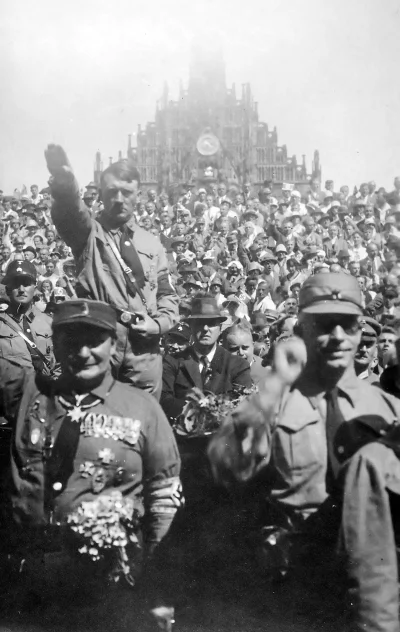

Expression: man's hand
xmin=273 ymin=337 xmax=307 ymax=386
xmin=45 ymin=144 xmax=75 ymax=185
xmin=130 ymin=314 xmax=160 ymax=337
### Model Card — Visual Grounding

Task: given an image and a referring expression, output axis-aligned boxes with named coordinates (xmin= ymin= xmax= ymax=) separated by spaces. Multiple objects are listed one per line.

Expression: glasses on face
xmin=313 ymin=315 xmax=360 ymax=335
xmin=358 ymin=339 xmax=375 ymax=349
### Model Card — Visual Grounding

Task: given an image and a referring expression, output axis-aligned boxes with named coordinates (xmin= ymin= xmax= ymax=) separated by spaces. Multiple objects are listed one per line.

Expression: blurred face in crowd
xmin=328 ymin=224 xmax=338 ymax=239
xmin=190 ymin=318 xmax=221 ymax=352
xmin=354 ymin=335 xmax=377 ymax=373
xmin=284 ymin=298 xmax=298 ymax=316
xmin=291 ymin=284 xmax=301 ymax=299
xmin=24 ymin=250 xmax=35 ymax=262
xmin=40 ymin=248 xmax=50 ymax=263
xmin=276 ymin=250 xmax=286 ymax=262
xmin=364 ymin=206 xmax=374 ymax=219
xmin=281 ymin=221 xmax=293 ymax=236
xmin=206 ymin=195 xmax=214 ymax=208
xmin=2 ymin=247 xmax=11 ymax=260
xmin=30 ymin=185 xmax=39 ymax=197
xmin=210 ymin=282 xmax=222 ymax=296
xmin=46 ymin=229 xmax=55 ymax=243
xmin=346 ymin=224 xmax=355 ymax=238
xmin=235 ymin=194 xmax=244 ymax=206
xmin=145 ymin=202 xmax=155 ymax=216
xmin=310 ymin=178 xmax=320 ymax=192
xmin=33 ymin=236 xmax=44 ymax=249
xmin=217 ymin=184 xmax=226 ymax=197
xmin=285 ymin=237 xmax=295 ymax=254
xmin=137 ymin=203 xmax=146 ymax=216
xmin=263 ymin=259 xmax=274 ymax=275
xmin=378 ymin=331 xmax=396 ymax=366
xmin=220 ymin=202 xmax=230 ymax=216
xmin=256 ymin=282 xmax=270 ymax=300
xmin=45 ymin=261 xmax=56 ymax=276
xmin=339 ymin=255 xmax=350 ymax=269
xmin=141 ymin=217 xmax=152 ymax=230
xmin=219 ymin=220 xmax=229 ymax=235
xmin=54 ymin=325 xmax=115 ymax=391
xmin=349 ymin=261 xmax=361 ymax=276
xmin=353 ymin=232 xmax=363 ymax=248
xmin=195 ymin=246 xmax=204 ymax=260
xmin=367 ymin=244 xmax=378 ymax=259
xmin=41 ymin=280 xmax=52 ymax=293
xmin=10 ymin=220 xmax=20 ymax=232
xmin=246 ymin=278 xmax=258 ymax=294
xmin=100 ymin=172 xmax=139 ymax=228
xmin=224 ymin=329 xmax=253 ymax=364
xmin=175 ymin=223 xmax=186 ymax=236
xmin=6 ymin=275 xmax=36 ymax=308
xmin=164 ymin=334 xmax=188 ymax=357
xmin=228 ymin=264 xmax=239 ymax=276
xmin=299 ymin=312 xmax=361 ymax=376
xmin=304 ymin=219 xmax=315 ymax=234
xmin=198 ymin=191 xmax=206 ymax=203
xmin=184 ymin=282 xmax=198 ymax=297
xmin=14 ymin=242 xmax=24 ymax=253
xmin=286 ymin=259 xmax=297 ymax=275
xmin=357 ymin=276 xmax=366 ymax=291
xmin=360 ymin=183 xmax=369 ymax=197
xmin=162 ymin=215 xmax=172 ymax=229
xmin=147 ymin=190 xmax=157 ymax=202
xmin=325 ymin=180 xmax=334 ymax=191
xmin=196 ymin=221 xmax=206 ymax=233
xmin=159 ymin=193 xmax=168 ymax=206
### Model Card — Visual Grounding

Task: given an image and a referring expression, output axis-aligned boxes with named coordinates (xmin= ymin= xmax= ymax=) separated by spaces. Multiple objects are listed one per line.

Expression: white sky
xmin=1 ymin=0 xmax=400 ymax=192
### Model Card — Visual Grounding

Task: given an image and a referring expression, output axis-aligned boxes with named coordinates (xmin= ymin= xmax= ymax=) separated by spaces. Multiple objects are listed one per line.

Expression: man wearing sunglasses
xmin=211 ymin=272 xmax=400 ymax=632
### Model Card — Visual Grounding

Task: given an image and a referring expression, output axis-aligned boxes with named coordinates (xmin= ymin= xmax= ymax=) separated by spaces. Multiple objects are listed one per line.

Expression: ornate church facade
xmin=94 ymin=46 xmax=321 ymax=196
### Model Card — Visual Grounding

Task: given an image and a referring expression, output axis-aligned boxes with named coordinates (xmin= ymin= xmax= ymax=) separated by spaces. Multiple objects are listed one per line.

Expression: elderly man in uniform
xmin=210 ymin=272 xmax=400 ymax=632
xmin=44 ymin=144 xmax=179 ymax=400
xmin=0 ymin=299 xmax=181 ymax=630
xmin=354 ymin=316 xmax=381 ymax=382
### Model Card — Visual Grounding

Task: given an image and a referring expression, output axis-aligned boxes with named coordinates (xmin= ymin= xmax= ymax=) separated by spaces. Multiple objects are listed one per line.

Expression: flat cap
xmin=247 ymin=262 xmax=264 ymax=272
xmin=299 ymin=272 xmax=363 ymax=315
xmin=3 ymin=260 xmax=37 ymax=285
xmin=52 ymin=299 xmax=117 ymax=332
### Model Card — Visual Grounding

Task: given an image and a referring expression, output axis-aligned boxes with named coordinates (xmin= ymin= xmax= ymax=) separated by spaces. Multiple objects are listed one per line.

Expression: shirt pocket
xmin=273 ymin=418 xmax=326 ymax=474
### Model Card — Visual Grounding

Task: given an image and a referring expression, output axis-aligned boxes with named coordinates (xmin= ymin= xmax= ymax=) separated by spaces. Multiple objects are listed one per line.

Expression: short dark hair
xmin=100 ymin=159 xmax=140 ymax=188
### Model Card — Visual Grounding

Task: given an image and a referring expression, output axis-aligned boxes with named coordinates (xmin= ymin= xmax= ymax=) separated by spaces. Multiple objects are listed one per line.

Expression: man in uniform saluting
xmin=45 ymin=144 xmax=179 ymax=400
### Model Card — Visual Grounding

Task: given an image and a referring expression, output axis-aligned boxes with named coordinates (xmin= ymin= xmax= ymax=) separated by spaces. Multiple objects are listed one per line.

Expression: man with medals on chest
xmin=0 ymin=299 xmax=181 ymax=628
xmin=45 ymin=144 xmax=179 ymax=401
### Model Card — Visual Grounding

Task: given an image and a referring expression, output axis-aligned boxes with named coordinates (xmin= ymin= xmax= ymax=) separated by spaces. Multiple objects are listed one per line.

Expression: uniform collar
xmin=98 ymin=215 xmax=137 ymax=235
xmin=55 ymin=371 xmax=115 ymax=402
xmin=295 ymin=366 xmax=359 ymax=409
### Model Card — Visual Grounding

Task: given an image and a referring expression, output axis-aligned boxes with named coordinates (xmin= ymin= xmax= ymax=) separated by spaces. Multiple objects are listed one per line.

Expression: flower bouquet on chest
xmin=173 ymin=384 xmax=259 ymax=439
xmin=66 ymin=490 xmax=142 ymax=587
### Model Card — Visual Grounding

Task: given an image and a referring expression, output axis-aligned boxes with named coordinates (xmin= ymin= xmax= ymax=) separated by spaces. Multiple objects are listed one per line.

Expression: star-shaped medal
xmin=68 ymin=406 xmax=84 ymax=423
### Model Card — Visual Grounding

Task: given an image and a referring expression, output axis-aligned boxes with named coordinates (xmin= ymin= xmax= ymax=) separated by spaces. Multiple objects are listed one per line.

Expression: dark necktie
xmin=119 ymin=225 xmax=145 ymax=290
xmin=200 ymin=356 xmax=210 ymax=385
xmin=325 ymin=387 xmax=345 ymax=493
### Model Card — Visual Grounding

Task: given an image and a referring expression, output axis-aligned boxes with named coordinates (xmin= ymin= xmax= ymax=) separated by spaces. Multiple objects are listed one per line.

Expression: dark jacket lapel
xmin=180 ymin=350 xmax=203 ymax=390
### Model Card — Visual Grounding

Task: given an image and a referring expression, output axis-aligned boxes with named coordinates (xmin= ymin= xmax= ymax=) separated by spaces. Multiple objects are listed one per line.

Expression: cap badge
xmin=177 ymin=324 xmax=183 ymax=331
xmin=16 ymin=267 xmax=22 ymax=273
xmin=81 ymin=302 xmax=89 ymax=316
xmin=331 ymin=291 xmax=341 ymax=300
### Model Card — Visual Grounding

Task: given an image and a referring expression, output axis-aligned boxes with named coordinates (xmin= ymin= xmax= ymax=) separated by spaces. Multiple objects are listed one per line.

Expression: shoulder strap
xmin=104 ymin=232 xmax=149 ymax=313
xmin=0 ymin=315 xmax=51 ymax=369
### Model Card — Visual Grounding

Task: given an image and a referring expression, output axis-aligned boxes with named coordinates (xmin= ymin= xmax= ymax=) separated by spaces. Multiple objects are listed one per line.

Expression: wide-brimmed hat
xmin=185 ymin=296 xmax=227 ymax=322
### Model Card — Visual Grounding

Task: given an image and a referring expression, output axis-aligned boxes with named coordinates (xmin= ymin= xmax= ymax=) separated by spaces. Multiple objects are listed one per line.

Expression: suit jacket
xmin=160 ymin=345 xmax=252 ymax=420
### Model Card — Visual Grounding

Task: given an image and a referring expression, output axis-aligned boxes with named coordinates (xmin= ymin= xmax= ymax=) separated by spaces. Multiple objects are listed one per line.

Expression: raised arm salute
xmin=45 ymin=144 xmax=179 ymax=400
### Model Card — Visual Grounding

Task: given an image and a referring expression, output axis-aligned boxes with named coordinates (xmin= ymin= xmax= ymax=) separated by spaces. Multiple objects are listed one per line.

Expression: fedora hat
xmin=185 ymin=296 xmax=227 ymax=322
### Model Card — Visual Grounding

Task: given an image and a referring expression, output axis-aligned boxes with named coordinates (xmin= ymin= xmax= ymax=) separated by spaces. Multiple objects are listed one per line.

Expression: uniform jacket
xmin=51 ymin=181 xmax=179 ymax=337
xmin=0 ymin=363 xmax=181 ymax=545
xmin=0 ymin=305 xmax=54 ymax=371
xmin=161 ymin=345 xmax=252 ymax=420
xmin=234 ymin=367 xmax=400 ymax=520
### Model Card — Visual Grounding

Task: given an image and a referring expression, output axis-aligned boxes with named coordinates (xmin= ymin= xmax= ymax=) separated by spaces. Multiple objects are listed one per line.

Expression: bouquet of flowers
xmin=67 ymin=491 xmax=141 ymax=586
xmin=173 ymin=385 xmax=258 ymax=437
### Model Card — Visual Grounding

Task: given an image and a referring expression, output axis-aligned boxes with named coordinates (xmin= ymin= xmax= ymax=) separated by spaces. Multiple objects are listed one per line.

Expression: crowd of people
xmin=3 ymin=152 xmax=400 ymax=632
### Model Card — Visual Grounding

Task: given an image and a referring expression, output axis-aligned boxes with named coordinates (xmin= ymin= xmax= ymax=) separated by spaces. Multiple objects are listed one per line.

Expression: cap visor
xmin=300 ymin=301 xmax=362 ymax=315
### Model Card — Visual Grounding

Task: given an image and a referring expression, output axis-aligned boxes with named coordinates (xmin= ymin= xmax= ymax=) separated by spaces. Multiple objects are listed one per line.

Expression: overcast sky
xmin=1 ymin=0 xmax=399 ymax=193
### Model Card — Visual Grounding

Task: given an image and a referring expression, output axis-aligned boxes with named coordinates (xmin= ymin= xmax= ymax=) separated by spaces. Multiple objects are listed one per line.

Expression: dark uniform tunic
xmin=0 ymin=306 xmax=54 ymax=372
xmin=0 ymin=363 xmax=181 ymax=548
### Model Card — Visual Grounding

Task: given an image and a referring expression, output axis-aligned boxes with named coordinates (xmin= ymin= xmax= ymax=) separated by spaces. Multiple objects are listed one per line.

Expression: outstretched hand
xmin=272 ymin=336 xmax=307 ymax=386
xmin=45 ymin=144 xmax=74 ymax=184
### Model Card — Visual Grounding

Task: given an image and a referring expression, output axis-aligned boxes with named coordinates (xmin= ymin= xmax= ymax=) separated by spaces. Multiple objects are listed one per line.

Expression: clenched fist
xmin=273 ymin=336 xmax=307 ymax=386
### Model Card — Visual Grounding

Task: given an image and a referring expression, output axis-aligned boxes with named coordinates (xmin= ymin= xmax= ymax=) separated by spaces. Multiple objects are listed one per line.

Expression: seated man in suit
xmin=161 ymin=295 xmax=252 ymax=421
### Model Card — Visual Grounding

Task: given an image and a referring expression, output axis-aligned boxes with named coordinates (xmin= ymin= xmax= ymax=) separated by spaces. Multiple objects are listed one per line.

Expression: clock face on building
xmin=196 ymin=133 xmax=220 ymax=156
